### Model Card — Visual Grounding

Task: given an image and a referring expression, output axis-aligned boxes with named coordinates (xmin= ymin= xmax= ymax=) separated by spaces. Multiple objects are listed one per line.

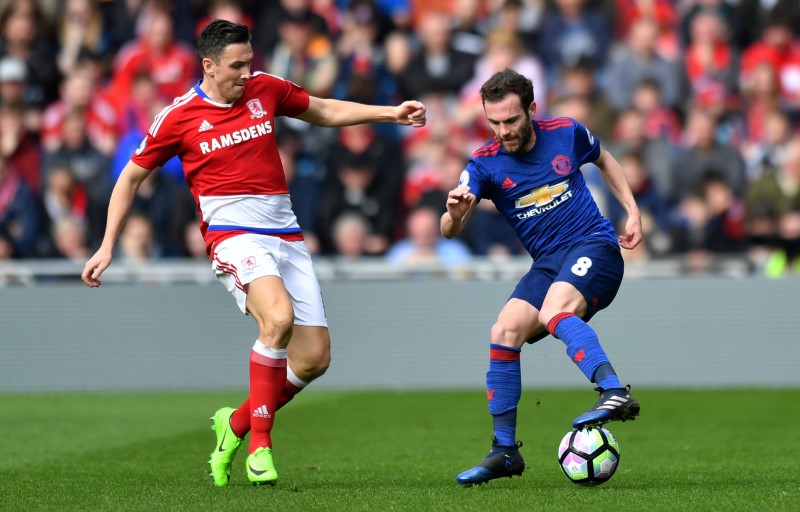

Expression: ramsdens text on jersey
xmin=200 ymin=121 xmax=273 ymax=154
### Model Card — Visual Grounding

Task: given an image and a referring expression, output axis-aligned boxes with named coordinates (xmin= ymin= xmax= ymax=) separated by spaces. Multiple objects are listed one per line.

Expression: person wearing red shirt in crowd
xmin=740 ymin=16 xmax=800 ymax=113
xmin=683 ymin=8 xmax=738 ymax=104
xmin=0 ymin=101 xmax=40 ymax=195
xmin=40 ymin=55 xmax=117 ymax=156
xmin=108 ymin=4 xmax=197 ymax=115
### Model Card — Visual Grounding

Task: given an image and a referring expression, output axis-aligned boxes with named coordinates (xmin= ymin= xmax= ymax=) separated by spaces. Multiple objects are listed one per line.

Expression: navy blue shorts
xmin=510 ymin=239 xmax=624 ymax=343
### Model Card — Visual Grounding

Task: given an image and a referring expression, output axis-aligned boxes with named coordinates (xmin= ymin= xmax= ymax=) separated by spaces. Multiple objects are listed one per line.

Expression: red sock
xmin=229 ymin=397 xmax=250 ymax=438
xmin=248 ymin=344 xmax=287 ymax=453
xmin=228 ymin=380 xmax=305 ymax=438
xmin=277 ymin=381 xmax=303 ymax=410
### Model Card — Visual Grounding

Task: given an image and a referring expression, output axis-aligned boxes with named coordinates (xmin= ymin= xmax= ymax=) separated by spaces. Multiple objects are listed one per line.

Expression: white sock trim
xmin=252 ymin=341 xmax=287 ymax=359
xmin=287 ymin=365 xmax=309 ymax=388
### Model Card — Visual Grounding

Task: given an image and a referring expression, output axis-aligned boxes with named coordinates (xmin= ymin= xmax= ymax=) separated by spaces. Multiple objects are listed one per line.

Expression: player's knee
xmin=490 ymin=321 xmax=524 ymax=347
xmin=295 ymin=348 xmax=331 ymax=380
xmin=256 ymin=314 xmax=294 ymax=344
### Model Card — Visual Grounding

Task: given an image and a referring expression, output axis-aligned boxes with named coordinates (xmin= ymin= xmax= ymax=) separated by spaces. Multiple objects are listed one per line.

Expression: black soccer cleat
xmin=572 ymin=385 xmax=640 ymax=429
xmin=456 ymin=438 xmax=525 ymax=486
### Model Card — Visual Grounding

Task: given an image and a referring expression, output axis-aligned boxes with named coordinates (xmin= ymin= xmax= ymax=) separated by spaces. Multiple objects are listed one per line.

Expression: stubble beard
xmin=502 ymin=121 xmax=533 ymax=154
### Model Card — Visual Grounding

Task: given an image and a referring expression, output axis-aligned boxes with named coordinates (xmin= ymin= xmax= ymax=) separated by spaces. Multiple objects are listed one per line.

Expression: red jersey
xmin=131 ymin=72 xmax=311 ymax=257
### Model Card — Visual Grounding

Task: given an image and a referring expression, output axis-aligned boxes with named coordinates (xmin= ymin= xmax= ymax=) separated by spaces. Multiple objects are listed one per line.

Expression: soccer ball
xmin=557 ymin=426 xmax=620 ymax=486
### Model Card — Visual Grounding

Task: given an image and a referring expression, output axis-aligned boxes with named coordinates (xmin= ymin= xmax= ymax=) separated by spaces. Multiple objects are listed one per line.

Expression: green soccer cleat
xmin=208 ymin=407 xmax=243 ymax=487
xmin=246 ymin=447 xmax=279 ymax=486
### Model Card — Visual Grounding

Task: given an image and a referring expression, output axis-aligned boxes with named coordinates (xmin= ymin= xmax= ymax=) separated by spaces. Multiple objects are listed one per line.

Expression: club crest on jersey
xmin=241 ymin=256 xmax=257 ymax=270
xmin=247 ymin=99 xmax=266 ymax=119
xmin=551 ymin=154 xmax=572 ymax=175
xmin=515 ymin=179 xmax=573 ymax=218
xmin=458 ymin=170 xmax=469 ymax=187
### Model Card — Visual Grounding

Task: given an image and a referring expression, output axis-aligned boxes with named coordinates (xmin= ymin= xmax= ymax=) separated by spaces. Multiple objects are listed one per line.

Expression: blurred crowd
xmin=1 ymin=0 xmax=800 ymax=276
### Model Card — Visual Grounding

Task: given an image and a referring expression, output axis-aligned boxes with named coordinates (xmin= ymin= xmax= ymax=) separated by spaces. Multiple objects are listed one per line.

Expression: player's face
xmin=484 ymin=94 xmax=536 ymax=154
xmin=203 ymin=42 xmax=254 ymax=103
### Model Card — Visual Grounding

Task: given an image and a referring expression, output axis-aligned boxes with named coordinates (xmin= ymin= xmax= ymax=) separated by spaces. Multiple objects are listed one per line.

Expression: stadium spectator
xmin=669 ymin=172 xmax=747 ymax=256
xmin=0 ymin=101 xmax=41 ymax=195
xmin=117 ymin=212 xmax=158 ymax=262
xmin=332 ymin=0 xmax=399 ymax=108
xmin=129 ymin=171 xmax=191 ymax=258
xmin=266 ymin=10 xmax=338 ymax=97
xmin=448 ymin=0 xmax=486 ymax=60
xmin=252 ymin=0 xmax=330 ymax=57
xmin=612 ymin=0 xmax=679 ymax=60
xmin=735 ymin=0 xmax=800 ymax=49
xmin=194 ymin=0 xmax=254 ymax=39
xmin=608 ymin=108 xmax=674 ymax=201
xmin=746 ymin=137 xmax=800 ymax=274
xmin=739 ymin=15 xmax=800 ymax=118
xmin=604 ymin=150 xmax=673 ymax=257
xmin=107 ymin=3 xmax=197 ymax=114
xmin=481 ymin=0 xmax=545 ymax=51
xmin=55 ymin=0 xmax=109 ymax=75
xmin=607 ymin=17 xmax=681 ymax=112
xmin=42 ymin=159 xmax=84 ymax=218
xmin=549 ymin=56 xmax=613 ymax=141
xmin=0 ymin=55 xmax=40 ymax=132
xmin=631 ymin=78 xmax=682 ymax=147
xmin=111 ymin=72 xmax=183 ymax=183
xmin=396 ymin=11 xmax=475 ymax=100
xmin=670 ymin=107 xmax=746 ymax=204
xmin=0 ymin=0 xmax=60 ymax=110
xmin=42 ymin=107 xmax=112 ymax=248
xmin=537 ymin=0 xmax=611 ymax=85
xmin=681 ymin=8 xmax=739 ymax=110
xmin=41 ymin=56 xmax=117 ymax=156
xmin=742 ymin=110 xmax=792 ymax=181
xmin=331 ymin=210 xmax=371 ymax=260
xmin=0 ymin=154 xmax=41 ymax=258
xmin=386 ymin=204 xmax=471 ymax=265
xmin=50 ymin=215 xmax=89 ymax=261
xmin=317 ymin=123 xmax=405 ymax=255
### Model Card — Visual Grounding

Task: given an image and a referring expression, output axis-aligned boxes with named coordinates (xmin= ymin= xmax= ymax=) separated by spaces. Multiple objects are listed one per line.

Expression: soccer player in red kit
xmin=81 ymin=19 xmax=426 ymax=486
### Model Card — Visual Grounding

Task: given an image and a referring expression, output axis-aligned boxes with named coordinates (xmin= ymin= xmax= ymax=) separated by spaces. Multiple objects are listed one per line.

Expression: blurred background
xmin=0 ymin=0 xmax=799 ymax=391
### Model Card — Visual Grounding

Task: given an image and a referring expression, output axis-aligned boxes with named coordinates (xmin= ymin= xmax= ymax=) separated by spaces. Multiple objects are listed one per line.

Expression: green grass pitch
xmin=1 ymin=389 xmax=798 ymax=511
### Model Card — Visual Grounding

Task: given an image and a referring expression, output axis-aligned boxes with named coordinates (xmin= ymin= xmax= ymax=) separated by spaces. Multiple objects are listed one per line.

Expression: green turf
xmin=1 ymin=389 xmax=798 ymax=511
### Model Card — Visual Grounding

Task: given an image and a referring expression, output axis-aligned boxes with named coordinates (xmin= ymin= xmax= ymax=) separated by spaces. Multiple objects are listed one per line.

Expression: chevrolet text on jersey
xmin=199 ymin=120 xmax=273 ymax=154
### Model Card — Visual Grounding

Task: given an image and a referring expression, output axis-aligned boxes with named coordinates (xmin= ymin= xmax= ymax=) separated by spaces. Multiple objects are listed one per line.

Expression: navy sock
xmin=593 ymin=362 xmax=622 ymax=390
xmin=547 ymin=313 xmax=621 ymax=389
xmin=487 ymin=344 xmax=521 ymax=447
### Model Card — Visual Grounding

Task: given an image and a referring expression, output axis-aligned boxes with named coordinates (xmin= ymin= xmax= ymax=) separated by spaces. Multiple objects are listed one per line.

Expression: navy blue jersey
xmin=459 ymin=117 xmax=618 ymax=260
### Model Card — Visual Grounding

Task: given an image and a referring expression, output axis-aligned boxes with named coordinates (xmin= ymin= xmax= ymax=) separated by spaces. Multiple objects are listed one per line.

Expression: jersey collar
xmin=194 ymin=79 xmax=234 ymax=108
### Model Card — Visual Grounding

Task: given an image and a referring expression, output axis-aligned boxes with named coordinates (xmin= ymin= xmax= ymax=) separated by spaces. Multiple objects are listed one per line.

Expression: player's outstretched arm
xmin=594 ymin=146 xmax=643 ymax=250
xmin=81 ymin=161 xmax=154 ymax=287
xmin=441 ymin=185 xmax=476 ymax=239
xmin=296 ymin=97 xmax=426 ymax=128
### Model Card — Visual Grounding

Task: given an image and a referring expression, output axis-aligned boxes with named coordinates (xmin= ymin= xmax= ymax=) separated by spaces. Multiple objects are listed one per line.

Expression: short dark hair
xmin=480 ymin=69 xmax=534 ymax=110
xmin=196 ymin=19 xmax=251 ymax=65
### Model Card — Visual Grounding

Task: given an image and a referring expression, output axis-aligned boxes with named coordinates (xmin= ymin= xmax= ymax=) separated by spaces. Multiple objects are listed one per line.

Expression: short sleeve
xmin=460 ymin=160 xmax=489 ymax=201
xmin=131 ymin=110 xmax=183 ymax=171
xmin=272 ymin=76 xmax=311 ymax=118
xmin=573 ymin=120 xmax=601 ymax=166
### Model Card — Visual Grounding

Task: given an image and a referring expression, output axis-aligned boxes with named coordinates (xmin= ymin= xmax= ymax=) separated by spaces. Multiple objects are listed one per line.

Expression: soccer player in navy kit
xmin=442 ymin=69 xmax=642 ymax=486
